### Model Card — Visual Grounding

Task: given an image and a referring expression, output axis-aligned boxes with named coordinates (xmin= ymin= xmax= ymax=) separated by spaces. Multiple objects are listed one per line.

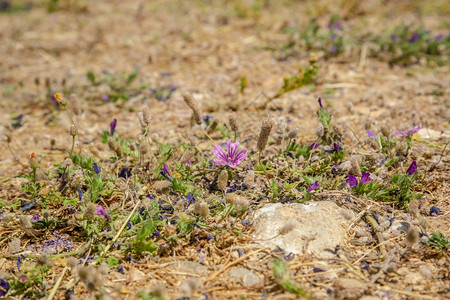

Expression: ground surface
xmin=0 ymin=0 xmax=449 ymax=299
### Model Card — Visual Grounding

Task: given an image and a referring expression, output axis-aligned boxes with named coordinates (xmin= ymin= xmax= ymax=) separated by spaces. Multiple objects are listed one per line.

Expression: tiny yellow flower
xmin=53 ymin=93 xmax=65 ymax=105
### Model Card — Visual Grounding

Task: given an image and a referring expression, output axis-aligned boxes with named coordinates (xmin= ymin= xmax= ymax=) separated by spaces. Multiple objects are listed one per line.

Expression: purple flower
xmin=77 ymin=188 xmax=83 ymax=200
xmin=436 ymin=34 xmax=443 ymax=41
xmin=332 ymin=143 xmax=342 ymax=151
xmin=93 ymin=163 xmax=101 ymax=175
xmin=213 ymin=139 xmax=247 ymax=168
xmin=366 ymin=130 xmax=377 ymax=138
xmin=394 ymin=125 xmax=422 ymax=137
xmin=160 ymin=163 xmax=172 ymax=182
xmin=331 ymin=45 xmax=337 ymax=53
xmin=410 ymin=32 xmax=419 ymax=43
xmin=429 ymin=206 xmax=441 ymax=216
xmin=346 ymin=174 xmax=358 ymax=188
xmin=17 ymin=254 xmax=25 ymax=272
xmin=0 ymin=279 xmax=9 ymax=297
xmin=391 ymin=34 xmax=398 ymax=42
xmin=307 ymin=180 xmax=319 ymax=193
xmin=110 ymin=118 xmax=117 ymax=135
xmin=309 ymin=142 xmax=319 ymax=150
xmin=32 ymin=215 xmax=39 ymax=222
xmin=318 ymin=97 xmax=323 ymax=108
xmin=331 ymin=33 xmax=338 ymax=41
xmin=101 ymin=94 xmax=109 ymax=101
xmin=406 ymin=160 xmax=417 ymax=175
xmin=96 ymin=205 xmax=110 ymax=221
xmin=360 ymin=172 xmax=371 ymax=184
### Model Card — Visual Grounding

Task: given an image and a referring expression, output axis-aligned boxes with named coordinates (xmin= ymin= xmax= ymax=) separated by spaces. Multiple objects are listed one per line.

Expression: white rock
xmin=252 ymin=201 xmax=352 ymax=258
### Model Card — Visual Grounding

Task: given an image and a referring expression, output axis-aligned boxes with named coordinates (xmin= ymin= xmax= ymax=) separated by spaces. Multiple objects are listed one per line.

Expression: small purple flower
xmin=0 ymin=279 xmax=9 ymax=297
xmin=160 ymin=163 xmax=172 ymax=182
xmin=410 ymin=32 xmax=420 ymax=43
xmin=96 ymin=205 xmax=110 ymax=221
xmin=360 ymin=172 xmax=371 ymax=184
xmin=110 ymin=118 xmax=117 ymax=135
xmin=429 ymin=206 xmax=441 ymax=216
xmin=101 ymin=94 xmax=109 ymax=101
xmin=406 ymin=160 xmax=417 ymax=175
xmin=331 ymin=33 xmax=338 ymax=41
xmin=93 ymin=163 xmax=101 ymax=175
xmin=77 ymin=188 xmax=83 ymax=201
xmin=394 ymin=125 xmax=422 ymax=137
xmin=391 ymin=34 xmax=398 ymax=42
xmin=332 ymin=143 xmax=342 ymax=151
xmin=307 ymin=180 xmax=319 ymax=193
xmin=213 ymin=139 xmax=247 ymax=168
xmin=366 ymin=130 xmax=377 ymax=138
xmin=17 ymin=254 xmax=25 ymax=272
xmin=436 ymin=34 xmax=443 ymax=41
xmin=309 ymin=142 xmax=319 ymax=150
xmin=32 ymin=215 xmax=39 ymax=222
xmin=186 ymin=160 xmax=192 ymax=166
xmin=346 ymin=174 xmax=358 ymax=188
xmin=331 ymin=45 xmax=338 ymax=53
xmin=318 ymin=97 xmax=323 ymax=108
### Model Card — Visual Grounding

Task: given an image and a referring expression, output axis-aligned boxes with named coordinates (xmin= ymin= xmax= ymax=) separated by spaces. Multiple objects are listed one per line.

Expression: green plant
xmin=272 ymin=258 xmax=308 ymax=297
xmin=427 ymin=232 xmax=449 ymax=252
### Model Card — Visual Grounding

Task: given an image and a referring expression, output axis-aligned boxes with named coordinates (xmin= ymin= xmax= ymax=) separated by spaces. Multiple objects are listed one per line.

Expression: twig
xmin=101 ymin=198 xmax=142 ymax=257
xmin=205 ymin=248 xmax=265 ymax=283
xmin=365 ymin=214 xmax=387 ymax=259
xmin=47 ymin=266 xmax=68 ymax=300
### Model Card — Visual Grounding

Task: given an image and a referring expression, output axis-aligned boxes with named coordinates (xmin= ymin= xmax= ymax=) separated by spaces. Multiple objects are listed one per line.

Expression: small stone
xmin=228 ymin=268 xmax=263 ymax=287
xmin=333 ymin=278 xmax=366 ymax=300
xmin=418 ymin=265 xmax=433 ymax=279
xmin=404 ymin=272 xmax=422 ymax=285
xmin=170 ymin=261 xmax=209 ymax=276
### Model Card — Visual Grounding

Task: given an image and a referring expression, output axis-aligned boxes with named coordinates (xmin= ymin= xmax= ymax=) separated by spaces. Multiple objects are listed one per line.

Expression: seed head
xmin=225 ymin=193 xmax=248 ymax=207
xmin=288 ymin=127 xmax=299 ymax=140
xmin=66 ymin=257 xmax=78 ymax=269
xmin=140 ymin=142 xmax=149 ymax=156
xmin=142 ymin=105 xmax=151 ymax=125
xmin=217 ymin=169 xmax=228 ymax=191
xmin=70 ymin=125 xmax=77 ymax=137
xmin=381 ymin=125 xmax=390 ymax=137
xmin=207 ymin=119 xmax=218 ymax=134
xmin=228 ymin=112 xmax=239 ymax=132
xmin=315 ymin=124 xmax=324 ymax=138
xmin=350 ymin=156 xmax=362 ymax=177
xmin=194 ymin=201 xmax=209 ymax=219
xmin=29 ymin=153 xmax=37 ymax=170
xmin=183 ymin=91 xmax=202 ymax=125
xmin=364 ymin=119 xmax=372 ymax=130
xmin=277 ymin=116 xmax=287 ymax=132
xmin=37 ymin=253 xmax=54 ymax=268
xmin=83 ymin=203 xmax=97 ymax=221
xmin=244 ymin=170 xmax=255 ymax=187
xmin=257 ymin=117 xmax=275 ymax=153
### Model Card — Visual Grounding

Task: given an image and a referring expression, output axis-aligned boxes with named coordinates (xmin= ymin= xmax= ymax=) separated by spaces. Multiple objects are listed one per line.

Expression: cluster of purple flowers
xmin=346 ymin=172 xmax=371 ymax=188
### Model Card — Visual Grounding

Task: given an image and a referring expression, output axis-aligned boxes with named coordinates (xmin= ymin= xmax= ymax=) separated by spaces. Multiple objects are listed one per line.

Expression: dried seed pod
xmin=217 ymin=169 xmax=228 ymax=191
xmin=350 ymin=156 xmax=362 ymax=177
xmin=244 ymin=170 xmax=255 ymax=186
xmin=37 ymin=253 xmax=54 ymax=268
xmin=70 ymin=125 xmax=77 ymax=137
xmin=315 ymin=124 xmax=324 ymax=138
xmin=194 ymin=201 xmax=209 ymax=219
xmin=364 ymin=119 xmax=372 ymax=130
xmin=225 ymin=193 xmax=248 ymax=207
xmin=66 ymin=257 xmax=79 ymax=269
xmin=179 ymin=148 xmax=194 ymax=164
xmin=183 ymin=91 xmax=202 ymax=125
xmin=288 ymin=127 xmax=299 ymax=140
xmin=83 ymin=203 xmax=97 ymax=221
xmin=142 ymin=105 xmax=151 ymax=125
xmin=140 ymin=142 xmax=149 ymax=156
xmin=381 ymin=125 xmax=390 ymax=137
xmin=207 ymin=119 xmax=218 ymax=134
xmin=228 ymin=112 xmax=238 ymax=132
xmin=137 ymin=112 xmax=146 ymax=129
xmin=257 ymin=117 xmax=275 ymax=153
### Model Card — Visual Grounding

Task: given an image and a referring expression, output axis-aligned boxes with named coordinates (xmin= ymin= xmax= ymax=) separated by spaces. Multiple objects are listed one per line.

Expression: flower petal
xmin=233 ymin=149 xmax=247 ymax=164
xmin=227 ymin=139 xmax=239 ymax=159
xmin=213 ymin=145 xmax=228 ymax=162
xmin=213 ymin=158 xmax=227 ymax=166
xmin=346 ymin=174 xmax=358 ymax=188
